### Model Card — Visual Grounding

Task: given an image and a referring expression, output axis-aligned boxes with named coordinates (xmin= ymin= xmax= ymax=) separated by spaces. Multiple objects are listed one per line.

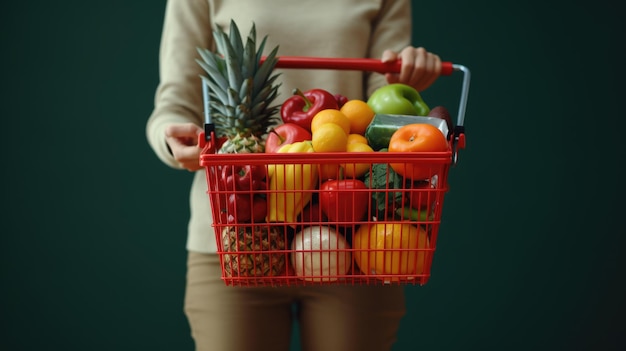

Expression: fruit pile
xmin=197 ymin=21 xmax=451 ymax=283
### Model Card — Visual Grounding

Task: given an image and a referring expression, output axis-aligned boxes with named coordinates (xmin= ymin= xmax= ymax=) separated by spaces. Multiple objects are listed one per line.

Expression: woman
xmin=146 ymin=1 xmax=441 ymax=350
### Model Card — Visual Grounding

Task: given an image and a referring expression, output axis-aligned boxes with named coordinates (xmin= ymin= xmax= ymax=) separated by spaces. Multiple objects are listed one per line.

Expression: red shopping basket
xmin=198 ymin=57 xmax=470 ymax=287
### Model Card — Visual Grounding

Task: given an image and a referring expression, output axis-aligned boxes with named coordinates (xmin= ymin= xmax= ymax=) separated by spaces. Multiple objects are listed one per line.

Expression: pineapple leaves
xmin=227 ymin=87 xmax=240 ymax=113
xmin=254 ymin=44 xmax=279 ymax=98
xmin=198 ymin=69 xmax=229 ymax=105
xmin=255 ymin=34 xmax=267 ymax=66
xmin=199 ymin=77 xmax=226 ymax=108
xmin=241 ymin=37 xmax=256 ymax=80
xmin=252 ymin=76 xmax=281 ymax=106
xmin=239 ymin=78 xmax=253 ymax=104
xmin=211 ymin=28 xmax=242 ymax=97
xmin=196 ymin=20 xmax=282 ymax=143
xmin=196 ymin=47 xmax=225 ymax=76
xmin=227 ymin=20 xmax=244 ymax=67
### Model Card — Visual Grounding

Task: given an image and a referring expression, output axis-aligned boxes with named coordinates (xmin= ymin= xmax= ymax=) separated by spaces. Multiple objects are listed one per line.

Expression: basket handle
xmin=270 ymin=56 xmax=455 ymax=76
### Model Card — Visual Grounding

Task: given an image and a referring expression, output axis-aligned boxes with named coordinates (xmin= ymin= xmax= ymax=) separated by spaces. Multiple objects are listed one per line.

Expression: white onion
xmin=291 ymin=226 xmax=351 ymax=282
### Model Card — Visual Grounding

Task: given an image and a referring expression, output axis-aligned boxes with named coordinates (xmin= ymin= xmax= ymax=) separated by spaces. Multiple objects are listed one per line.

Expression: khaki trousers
xmin=184 ymin=252 xmax=406 ymax=351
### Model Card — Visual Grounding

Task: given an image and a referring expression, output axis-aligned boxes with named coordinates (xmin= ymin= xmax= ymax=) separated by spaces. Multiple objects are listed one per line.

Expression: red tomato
xmin=319 ymin=179 xmax=369 ymax=226
xmin=265 ymin=123 xmax=312 ymax=153
xmin=388 ymin=123 xmax=448 ymax=180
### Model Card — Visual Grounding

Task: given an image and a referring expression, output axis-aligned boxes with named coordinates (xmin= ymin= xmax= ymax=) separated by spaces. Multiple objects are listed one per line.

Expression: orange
xmin=319 ymin=164 xmax=341 ymax=181
xmin=353 ymin=223 xmax=430 ymax=281
xmin=388 ymin=123 xmax=449 ymax=180
xmin=340 ymin=99 xmax=375 ymax=135
xmin=310 ymin=109 xmax=351 ymax=135
xmin=346 ymin=133 xmax=368 ymax=145
xmin=342 ymin=142 xmax=374 ymax=178
xmin=311 ymin=123 xmax=348 ymax=152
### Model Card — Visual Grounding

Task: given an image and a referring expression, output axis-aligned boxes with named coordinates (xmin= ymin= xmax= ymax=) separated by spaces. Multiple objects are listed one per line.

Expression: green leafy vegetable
xmin=363 ymin=152 xmax=407 ymax=219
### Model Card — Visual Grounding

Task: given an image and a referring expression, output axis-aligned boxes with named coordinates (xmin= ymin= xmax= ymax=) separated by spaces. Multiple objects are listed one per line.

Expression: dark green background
xmin=2 ymin=1 xmax=624 ymax=350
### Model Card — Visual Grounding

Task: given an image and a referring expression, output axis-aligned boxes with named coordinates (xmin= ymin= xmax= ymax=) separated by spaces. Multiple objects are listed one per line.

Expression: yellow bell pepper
xmin=266 ymin=141 xmax=318 ymax=223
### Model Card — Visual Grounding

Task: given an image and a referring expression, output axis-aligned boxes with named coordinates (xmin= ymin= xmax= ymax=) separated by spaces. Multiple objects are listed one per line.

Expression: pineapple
xmin=221 ymin=225 xmax=286 ymax=277
xmin=197 ymin=21 xmax=285 ymax=276
xmin=196 ymin=20 xmax=282 ymax=154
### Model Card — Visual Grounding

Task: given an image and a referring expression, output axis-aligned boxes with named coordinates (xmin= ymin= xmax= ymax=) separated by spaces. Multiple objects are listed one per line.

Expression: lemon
xmin=311 ymin=109 xmax=351 ymax=135
xmin=342 ymin=142 xmax=374 ymax=178
xmin=311 ymin=123 xmax=348 ymax=152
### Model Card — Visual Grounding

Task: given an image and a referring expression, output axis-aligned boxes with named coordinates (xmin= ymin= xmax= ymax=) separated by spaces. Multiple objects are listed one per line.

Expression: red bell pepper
xmin=221 ymin=165 xmax=267 ymax=191
xmin=220 ymin=165 xmax=268 ymax=223
xmin=280 ymin=88 xmax=339 ymax=131
xmin=265 ymin=123 xmax=312 ymax=153
xmin=226 ymin=193 xmax=267 ymax=223
xmin=319 ymin=179 xmax=369 ymax=226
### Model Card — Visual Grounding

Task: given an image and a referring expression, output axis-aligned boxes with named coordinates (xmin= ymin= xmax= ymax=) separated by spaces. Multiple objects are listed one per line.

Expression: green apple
xmin=367 ymin=83 xmax=431 ymax=116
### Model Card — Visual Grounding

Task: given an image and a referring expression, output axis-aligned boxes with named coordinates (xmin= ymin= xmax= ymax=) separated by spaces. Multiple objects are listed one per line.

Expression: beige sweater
xmin=146 ymin=0 xmax=412 ymax=253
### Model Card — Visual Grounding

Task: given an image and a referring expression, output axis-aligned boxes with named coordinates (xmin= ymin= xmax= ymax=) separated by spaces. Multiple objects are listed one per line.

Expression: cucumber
xmin=395 ymin=206 xmax=433 ymax=222
xmin=364 ymin=114 xmax=450 ymax=151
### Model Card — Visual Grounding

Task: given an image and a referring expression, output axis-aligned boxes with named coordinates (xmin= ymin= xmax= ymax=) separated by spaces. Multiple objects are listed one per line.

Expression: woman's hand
xmin=382 ymin=46 xmax=441 ymax=92
xmin=165 ymin=123 xmax=204 ymax=171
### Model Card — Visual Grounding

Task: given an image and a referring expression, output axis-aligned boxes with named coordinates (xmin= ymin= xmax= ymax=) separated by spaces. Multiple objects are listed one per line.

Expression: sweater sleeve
xmin=146 ymin=0 xmax=213 ymax=169
xmin=365 ymin=0 xmax=412 ymax=97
